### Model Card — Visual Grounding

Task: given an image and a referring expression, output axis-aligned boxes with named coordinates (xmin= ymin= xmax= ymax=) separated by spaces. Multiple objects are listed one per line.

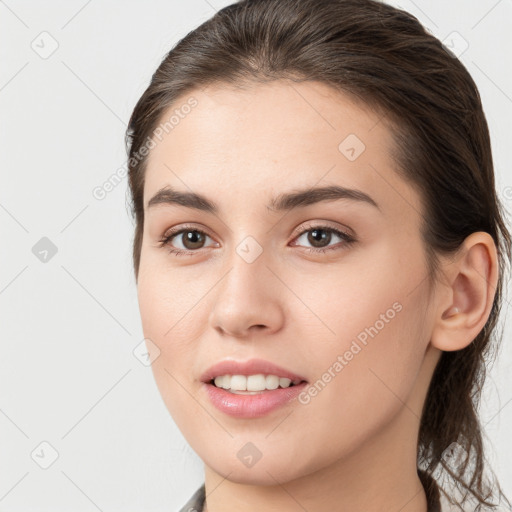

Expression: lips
xmin=200 ymin=358 xmax=308 ymax=384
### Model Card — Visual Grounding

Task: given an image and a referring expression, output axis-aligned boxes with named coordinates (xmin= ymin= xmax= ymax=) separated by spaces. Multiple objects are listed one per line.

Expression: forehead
xmin=148 ymin=80 xmax=385 ymax=161
xmin=142 ymin=80 xmax=421 ymax=221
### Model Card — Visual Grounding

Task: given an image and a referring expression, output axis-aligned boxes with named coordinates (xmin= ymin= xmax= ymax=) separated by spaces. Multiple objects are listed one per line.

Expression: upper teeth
xmin=213 ymin=374 xmax=296 ymax=391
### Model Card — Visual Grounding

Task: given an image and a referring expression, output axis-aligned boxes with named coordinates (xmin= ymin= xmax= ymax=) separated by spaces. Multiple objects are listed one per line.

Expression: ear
xmin=430 ymin=232 xmax=499 ymax=352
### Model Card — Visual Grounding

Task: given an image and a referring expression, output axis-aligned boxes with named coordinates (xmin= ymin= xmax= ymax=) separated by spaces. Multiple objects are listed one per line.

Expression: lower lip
xmin=202 ymin=382 xmax=308 ymax=419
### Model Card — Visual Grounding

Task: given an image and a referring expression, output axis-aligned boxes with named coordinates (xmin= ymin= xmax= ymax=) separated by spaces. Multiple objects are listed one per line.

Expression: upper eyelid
xmin=163 ymin=223 xmax=215 ymax=241
xmin=291 ymin=221 xmax=352 ymax=238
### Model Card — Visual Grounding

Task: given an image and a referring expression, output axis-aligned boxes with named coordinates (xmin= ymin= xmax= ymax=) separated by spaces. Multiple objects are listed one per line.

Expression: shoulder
xmin=178 ymin=484 xmax=205 ymax=512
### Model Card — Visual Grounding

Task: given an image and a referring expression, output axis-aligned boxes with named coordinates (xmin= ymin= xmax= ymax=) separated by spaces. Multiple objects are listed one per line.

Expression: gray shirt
xmin=178 ymin=484 xmax=205 ymax=512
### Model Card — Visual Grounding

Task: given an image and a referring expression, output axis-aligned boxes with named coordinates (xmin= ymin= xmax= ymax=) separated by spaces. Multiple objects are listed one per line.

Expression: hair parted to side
xmin=125 ymin=0 xmax=511 ymax=509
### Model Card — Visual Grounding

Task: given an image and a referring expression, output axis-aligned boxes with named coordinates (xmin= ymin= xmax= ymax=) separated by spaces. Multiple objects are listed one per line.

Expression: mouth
xmin=208 ymin=374 xmax=307 ymax=394
xmin=199 ymin=358 xmax=309 ymax=417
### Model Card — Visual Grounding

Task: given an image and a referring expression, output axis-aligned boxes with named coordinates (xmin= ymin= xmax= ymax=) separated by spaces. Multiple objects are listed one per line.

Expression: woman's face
xmin=137 ymin=80 xmax=440 ymax=484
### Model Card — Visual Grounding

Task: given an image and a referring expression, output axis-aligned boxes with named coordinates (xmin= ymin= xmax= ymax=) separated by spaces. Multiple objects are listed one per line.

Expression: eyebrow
xmin=146 ymin=184 xmax=380 ymax=213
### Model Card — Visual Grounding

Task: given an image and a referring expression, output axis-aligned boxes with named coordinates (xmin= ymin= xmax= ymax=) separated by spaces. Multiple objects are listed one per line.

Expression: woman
xmin=125 ymin=0 xmax=511 ymax=510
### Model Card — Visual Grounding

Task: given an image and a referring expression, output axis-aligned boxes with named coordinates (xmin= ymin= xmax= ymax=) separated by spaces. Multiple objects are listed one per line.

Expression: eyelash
xmin=157 ymin=224 xmax=356 ymax=257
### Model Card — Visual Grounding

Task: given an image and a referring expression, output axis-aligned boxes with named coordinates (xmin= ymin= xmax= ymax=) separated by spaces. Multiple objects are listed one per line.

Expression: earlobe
xmin=430 ymin=232 xmax=498 ymax=352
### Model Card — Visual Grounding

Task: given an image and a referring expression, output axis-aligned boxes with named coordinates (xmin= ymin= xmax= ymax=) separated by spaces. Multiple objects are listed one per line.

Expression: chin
xmin=204 ymin=451 xmax=314 ymax=487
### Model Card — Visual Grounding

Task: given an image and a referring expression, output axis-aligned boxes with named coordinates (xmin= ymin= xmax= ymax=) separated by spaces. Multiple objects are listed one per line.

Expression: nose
xmin=208 ymin=250 xmax=285 ymax=339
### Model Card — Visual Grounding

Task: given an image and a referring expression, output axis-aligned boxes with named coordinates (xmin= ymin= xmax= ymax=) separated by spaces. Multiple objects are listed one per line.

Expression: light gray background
xmin=1 ymin=1 xmax=511 ymax=510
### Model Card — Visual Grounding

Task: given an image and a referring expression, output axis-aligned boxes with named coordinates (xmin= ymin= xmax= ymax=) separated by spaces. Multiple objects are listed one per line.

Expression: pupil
xmin=183 ymin=230 xmax=205 ymax=249
xmin=308 ymin=229 xmax=331 ymax=248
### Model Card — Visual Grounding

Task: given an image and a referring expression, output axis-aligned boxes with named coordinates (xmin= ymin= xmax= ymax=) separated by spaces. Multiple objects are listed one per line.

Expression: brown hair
xmin=125 ymin=0 xmax=511 ymax=509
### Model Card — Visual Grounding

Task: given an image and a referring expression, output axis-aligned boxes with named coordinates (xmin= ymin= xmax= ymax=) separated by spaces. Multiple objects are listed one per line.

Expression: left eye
xmin=158 ymin=225 xmax=355 ymax=256
xmin=292 ymin=225 xmax=355 ymax=253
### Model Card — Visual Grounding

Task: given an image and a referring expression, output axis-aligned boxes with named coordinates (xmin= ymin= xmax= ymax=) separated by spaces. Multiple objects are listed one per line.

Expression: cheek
xmin=137 ymin=269 xmax=206 ymax=431
xmin=136 ymin=259 xmax=217 ymax=410
xmin=289 ymin=298 xmax=427 ymax=475
xmin=303 ymin=237 xmax=428 ymax=353
xmin=136 ymin=257 xmax=209 ymax=347
xmin=136 ymin=265 xmax=193 ymax=390
xmin=293 ymin=245 xmax=429 ymax=434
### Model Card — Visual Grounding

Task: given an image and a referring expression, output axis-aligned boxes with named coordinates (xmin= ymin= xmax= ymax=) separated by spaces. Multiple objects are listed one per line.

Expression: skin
xmin=136 ymin=80 xmax=498 ymax=512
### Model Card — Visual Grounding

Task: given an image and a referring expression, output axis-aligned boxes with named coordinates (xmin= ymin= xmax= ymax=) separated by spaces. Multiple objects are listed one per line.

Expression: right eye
xmin=158 ymin=226 xmax=218 ymax=256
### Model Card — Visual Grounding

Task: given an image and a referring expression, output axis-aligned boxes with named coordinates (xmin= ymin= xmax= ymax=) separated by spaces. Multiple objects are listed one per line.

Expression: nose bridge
xmin=209 ymin=235 xmax=284 ymax=336
xmin=219 ymin=238 xmax=270 ymax=304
